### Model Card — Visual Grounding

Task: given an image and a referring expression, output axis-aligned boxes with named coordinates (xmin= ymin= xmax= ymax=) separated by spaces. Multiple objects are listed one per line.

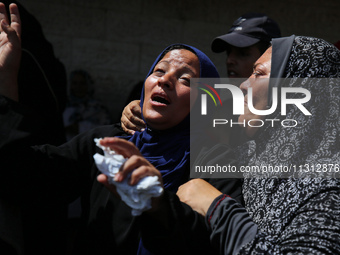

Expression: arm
xmin=0 ymin=3 xmax=85 ymax=202
xmin=177 ymin=179 xmax=222 ymax=216
xmin=179 ymin=180 xmax=340 ymax=255
xmin=97 ymin=138 xmax=244 ymax=254
xmin=210 ymin=188 xmax=340 ymax=254
xmin=120 ymin=100 xmax=146 ymax=135
xmin=138 ymin=178 xmax=244 ymax=255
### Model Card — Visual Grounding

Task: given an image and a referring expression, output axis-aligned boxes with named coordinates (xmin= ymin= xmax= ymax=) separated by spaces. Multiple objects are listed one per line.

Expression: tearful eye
xmin=182 ymin=77 xmax=190 ymax=83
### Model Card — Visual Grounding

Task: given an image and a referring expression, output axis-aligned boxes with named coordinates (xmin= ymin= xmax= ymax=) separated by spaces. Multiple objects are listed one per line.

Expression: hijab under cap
xmin=126 ymin=44 xmax=219 ymax=192
xmin=237 ymin=36 xmax=340 ymax=253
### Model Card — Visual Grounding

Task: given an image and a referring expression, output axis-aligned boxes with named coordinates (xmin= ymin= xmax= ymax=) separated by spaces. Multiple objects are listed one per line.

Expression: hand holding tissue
xmin=93 ymin=138 xmax=163 ymax=216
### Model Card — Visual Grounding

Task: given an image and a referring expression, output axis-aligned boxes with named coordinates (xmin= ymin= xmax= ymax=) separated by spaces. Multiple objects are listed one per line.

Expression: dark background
xmin=18 ymin=0 xmax=340 ymax=121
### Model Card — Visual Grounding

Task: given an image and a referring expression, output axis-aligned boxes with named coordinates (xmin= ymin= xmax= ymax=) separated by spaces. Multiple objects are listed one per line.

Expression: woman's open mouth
xmin=151 ymin=92 xmax=170 ymax=106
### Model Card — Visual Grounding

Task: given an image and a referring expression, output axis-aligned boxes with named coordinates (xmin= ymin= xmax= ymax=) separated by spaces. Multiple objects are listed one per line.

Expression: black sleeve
xmin=0 ymin=95 xmax=134 ymax=254
xmin=207 ymin=189 xmax=340 ymax=255
xmin=206 ymin=195 xmax=257 ymax=255
xmin=139 ymin=142 xmax=244 ymax=255
xmin=139 ymin=179 xmax=243 ymax=254
xmin=0 ymin=96 xmax=124 ymax=204
xmin=140 ymin=190 xmax=217 ymax=255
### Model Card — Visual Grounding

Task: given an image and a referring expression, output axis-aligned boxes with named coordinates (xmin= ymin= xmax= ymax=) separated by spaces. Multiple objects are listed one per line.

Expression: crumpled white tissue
xmin=93 ymin=138 xmax=163 ymax=216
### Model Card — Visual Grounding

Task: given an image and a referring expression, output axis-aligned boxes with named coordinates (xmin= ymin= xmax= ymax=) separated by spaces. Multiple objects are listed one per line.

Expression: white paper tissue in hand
xmin=93 ymin=138 xmax=163 ymax=216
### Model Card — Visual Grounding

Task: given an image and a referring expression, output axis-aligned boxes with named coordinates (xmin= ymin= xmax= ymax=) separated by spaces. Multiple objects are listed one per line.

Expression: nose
xmin=158 ymin=72 xmax=174 ymax=90
xmin=226 ymin=52 xmax=236 ymax=66
xmin=240 ymin=79 xmax=250 ymax=95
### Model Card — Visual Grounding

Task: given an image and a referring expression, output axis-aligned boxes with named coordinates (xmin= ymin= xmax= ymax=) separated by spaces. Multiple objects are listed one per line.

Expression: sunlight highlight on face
xmin=143 ymin=49 xmax=200 ymax=130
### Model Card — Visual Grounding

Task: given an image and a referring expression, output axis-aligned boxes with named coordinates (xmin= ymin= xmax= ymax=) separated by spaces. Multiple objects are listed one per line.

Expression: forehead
xmin=160 ymin=49 xmax=199 ymax=66
xmin=256 ymin=47 xmax=272 ymax=64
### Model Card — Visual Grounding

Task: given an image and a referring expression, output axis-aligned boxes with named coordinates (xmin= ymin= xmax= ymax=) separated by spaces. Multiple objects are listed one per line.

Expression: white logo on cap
xmin=235 ymin=18 xmax=246 ymax=25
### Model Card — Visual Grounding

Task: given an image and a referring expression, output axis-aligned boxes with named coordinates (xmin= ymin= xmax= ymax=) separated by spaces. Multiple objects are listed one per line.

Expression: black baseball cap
xmin=211 ymin=13 xmax=281 ymax=53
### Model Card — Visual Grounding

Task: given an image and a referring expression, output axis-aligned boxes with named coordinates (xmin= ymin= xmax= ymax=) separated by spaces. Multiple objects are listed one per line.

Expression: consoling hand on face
xmin=0 ymin=8 xmax=228 ymax=252
xmin=120 ymin=99 xmax=145 ymax=135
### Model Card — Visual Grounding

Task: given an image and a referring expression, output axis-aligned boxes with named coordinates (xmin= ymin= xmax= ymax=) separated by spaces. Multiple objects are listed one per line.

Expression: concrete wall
xmin=17 ymin=0 xmax=340 ymax=122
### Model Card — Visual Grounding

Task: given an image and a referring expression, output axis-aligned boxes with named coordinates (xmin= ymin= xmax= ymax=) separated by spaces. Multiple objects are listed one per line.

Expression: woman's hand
xmin=120 ymin=100 xmax=146 ymax=135
xmin=97 ymin=137 xmax=164 ymax=211
xmin=97 ymin=137 xmax=163 ymax=186
xmin=0 ymin=3 xmax=21 ymax=101
xmin=177 ymin=179 xmax=222 ymax=217
xmin=98 ymin=137 xmax=162 ymax=184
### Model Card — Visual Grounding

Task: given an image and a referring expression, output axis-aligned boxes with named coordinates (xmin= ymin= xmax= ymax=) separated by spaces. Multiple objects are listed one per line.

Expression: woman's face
xmin=143 ymin=49 xmax=200 ymax=130
xmin=238 ymin=47 xmax=272 ymax=137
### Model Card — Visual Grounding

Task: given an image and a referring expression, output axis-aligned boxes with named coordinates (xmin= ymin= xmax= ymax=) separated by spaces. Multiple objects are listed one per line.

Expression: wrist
xmin=206 ymin=194 xmax=229 ymax=227
xmin=201 ymin=191 xmax=223 ymax=216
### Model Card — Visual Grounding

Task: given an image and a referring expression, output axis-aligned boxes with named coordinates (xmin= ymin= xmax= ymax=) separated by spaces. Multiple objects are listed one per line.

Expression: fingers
xmin=98 ymin=137 xmax=162 ymax=185
xmin=100 ymin=137 xmax=141 ymax=158
xmin=0 ymin=17 xmax=8 ymax=32
xmin=114 ymin=155 xmax=144 ymax=182
xmin=0 ymin=3 xmax=9 ymax=31
xmin=130 ymin=100 xmax=145 ymax=126
xmin=9 ymin=3 xmax=21 ymax=37
xmin=97 ymin=174 xmax=120 ymax=198
xmin=121 ymin=114 xmax=137 ymax=135
xmin=0 ymin=3 xmax=20 ymax=38
xmin=97 ymin=153 xmax=161 ymax=187
xmin=121 ymin=100 xmax=146 ymax=134
xmin=116 ymin=155 xmax=162 ymax=185
xmin=97 ymin=173 xmax=109 ymax=185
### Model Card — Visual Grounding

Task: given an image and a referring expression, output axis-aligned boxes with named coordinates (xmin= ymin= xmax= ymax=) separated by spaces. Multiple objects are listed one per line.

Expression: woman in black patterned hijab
xmin=238 ymin=35 xmax=340 ymax=173
xmin=177 ymin=35 xmax=340 ymax=254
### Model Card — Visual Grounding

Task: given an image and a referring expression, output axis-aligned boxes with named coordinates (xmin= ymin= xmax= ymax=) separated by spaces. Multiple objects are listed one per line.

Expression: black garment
xmin=2 ymin=2 xmax=68 ymax=254
xmin=0 ymin=96 xmax=243 ymax=255
xmin=206 ymin=36 xmax=340 ymax=255
xmin=140 ymin=178 xmax=243 ymax=255
xmin=0 ymin=97 xmax=137 ymax=254
xmin=4 ymin=0 xmax=67 ymax=146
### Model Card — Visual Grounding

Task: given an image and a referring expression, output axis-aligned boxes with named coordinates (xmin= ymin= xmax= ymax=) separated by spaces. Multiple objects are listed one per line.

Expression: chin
xmin=144 ymin=117 xmax=167 ymax=129
xmin=238 ymin=114 xmax=246 ymax=123
xmin=244 ymin=127 xmax=258 ymax=138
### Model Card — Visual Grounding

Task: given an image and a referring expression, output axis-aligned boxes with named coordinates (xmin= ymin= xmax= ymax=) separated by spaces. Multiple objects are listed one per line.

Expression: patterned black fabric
xmin=237 ymin=36 xmax=340 ymax=253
